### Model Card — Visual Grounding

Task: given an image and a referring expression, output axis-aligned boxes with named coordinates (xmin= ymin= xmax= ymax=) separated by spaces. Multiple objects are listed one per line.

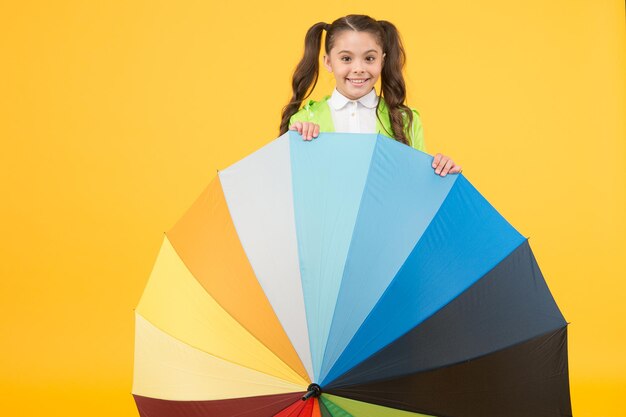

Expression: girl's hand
xmin=289 ymin=122 xmax=320 ymax=141
xmin=432 ymin=153 xmax=462 ymax=177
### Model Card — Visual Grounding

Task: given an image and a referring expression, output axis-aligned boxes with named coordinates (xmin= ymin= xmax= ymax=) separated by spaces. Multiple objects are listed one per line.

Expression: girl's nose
xmin=351 ymin=60 xmax=366 ymax=72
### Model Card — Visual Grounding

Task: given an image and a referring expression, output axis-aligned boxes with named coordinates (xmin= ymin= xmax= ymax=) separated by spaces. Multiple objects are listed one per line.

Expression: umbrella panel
xmin=133 ymin=392 xmax=304 ymax=417
xmin=327 ymin=327 xmax=572 ymax=417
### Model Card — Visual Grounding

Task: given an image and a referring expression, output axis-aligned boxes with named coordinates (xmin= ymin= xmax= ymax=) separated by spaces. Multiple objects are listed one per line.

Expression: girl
xmin=279 ymin=14 xmax=461 ymax=177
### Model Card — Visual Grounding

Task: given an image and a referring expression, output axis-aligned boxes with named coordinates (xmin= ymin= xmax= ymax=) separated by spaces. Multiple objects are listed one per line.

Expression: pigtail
xmin=378 ymin=20 xmax=413 ymax=146
xmin=279 ymin=22 xmax=327 ymax=136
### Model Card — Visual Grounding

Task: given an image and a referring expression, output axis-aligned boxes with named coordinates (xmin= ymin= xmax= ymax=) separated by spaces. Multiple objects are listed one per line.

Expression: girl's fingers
xmin=434 ymin=156 xmax=448 ymax=175
xmin=302 ymin=122 xmax=320 ymax=141
xmin=289 ymin=122 xmax=321 ymax=141
xmin=440 ymin=159 xmax=454 ymax=177
xmin=307 ymin=123 xmax=315 ymax=140
xmin=432 ymin=153 xmax=462 ymax=176
xmin=302 ymin=123 xmax=310 ymax=140
xmin=289 ymin=122 xmax=303 ymax=134
xmin=432 ymin=153 xmax=442 ymax=168
xmin=449 ymin=165 xmax=463 ymax=174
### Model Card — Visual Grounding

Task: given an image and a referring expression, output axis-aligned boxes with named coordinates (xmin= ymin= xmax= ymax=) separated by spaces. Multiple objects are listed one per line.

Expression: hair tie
xmin=324 ymin=23 xmax=330 ymax=31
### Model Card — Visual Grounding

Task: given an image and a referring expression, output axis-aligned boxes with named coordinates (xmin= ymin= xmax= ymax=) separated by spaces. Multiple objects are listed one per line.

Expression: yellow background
xmin=1 ymin=0 xmax=624 ymax=416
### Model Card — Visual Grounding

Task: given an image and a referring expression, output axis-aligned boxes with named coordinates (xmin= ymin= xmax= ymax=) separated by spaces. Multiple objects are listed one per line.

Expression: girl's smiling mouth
xmin=347 ymin=78 xmax=370 ymax=85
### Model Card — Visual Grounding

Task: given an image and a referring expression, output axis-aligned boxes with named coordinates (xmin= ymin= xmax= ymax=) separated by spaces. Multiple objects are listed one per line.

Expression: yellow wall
xmin=1 ymin=1 xmax=624 ymax=416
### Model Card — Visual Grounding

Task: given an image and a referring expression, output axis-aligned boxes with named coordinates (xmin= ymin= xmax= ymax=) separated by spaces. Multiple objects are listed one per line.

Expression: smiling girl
xmin=279 ymin=14 xmax=461 ymax=177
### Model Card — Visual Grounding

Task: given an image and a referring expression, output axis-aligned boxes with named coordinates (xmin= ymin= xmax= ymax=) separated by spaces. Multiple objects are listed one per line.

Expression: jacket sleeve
xmin=288 ymin=99 xmax=315 ymax=127
xmin=409 ymin=109 xmax=426 ymax=152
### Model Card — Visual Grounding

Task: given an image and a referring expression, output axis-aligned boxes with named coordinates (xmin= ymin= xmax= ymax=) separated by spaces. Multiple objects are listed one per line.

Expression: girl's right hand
xmin=289 ymin=122 xmax=320 ymax=141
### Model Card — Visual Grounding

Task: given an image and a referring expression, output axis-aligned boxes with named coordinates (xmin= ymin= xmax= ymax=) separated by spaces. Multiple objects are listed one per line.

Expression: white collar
xmin=328 ymin=87 xmax=379 ymax=110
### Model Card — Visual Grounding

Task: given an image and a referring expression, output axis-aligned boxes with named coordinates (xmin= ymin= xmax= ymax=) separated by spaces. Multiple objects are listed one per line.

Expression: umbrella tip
xmin=301 ymin=383 xmax=322 ymax=401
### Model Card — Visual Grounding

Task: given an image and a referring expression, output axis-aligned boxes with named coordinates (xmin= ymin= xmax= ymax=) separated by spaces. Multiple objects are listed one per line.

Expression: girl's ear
xmin=323 ymin=54 xmax=333 ymax=72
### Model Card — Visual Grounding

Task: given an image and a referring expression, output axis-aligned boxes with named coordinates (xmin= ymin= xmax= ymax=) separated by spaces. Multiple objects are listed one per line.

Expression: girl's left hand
xmin=432 ymin=153 xmax=462 ymax=177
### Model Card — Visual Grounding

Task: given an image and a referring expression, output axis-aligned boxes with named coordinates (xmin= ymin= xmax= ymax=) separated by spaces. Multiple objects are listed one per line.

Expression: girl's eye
xmin=340 ymin=56 xmax=376 ymax=62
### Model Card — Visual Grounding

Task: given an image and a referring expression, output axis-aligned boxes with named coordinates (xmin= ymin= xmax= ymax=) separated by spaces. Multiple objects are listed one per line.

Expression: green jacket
xmin=288 ymin=95 xmax=425 ymax=152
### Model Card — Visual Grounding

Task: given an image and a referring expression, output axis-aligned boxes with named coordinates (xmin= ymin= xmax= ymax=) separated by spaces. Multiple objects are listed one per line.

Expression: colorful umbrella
xmin=132 ymin=131 xmax=572 ymax=417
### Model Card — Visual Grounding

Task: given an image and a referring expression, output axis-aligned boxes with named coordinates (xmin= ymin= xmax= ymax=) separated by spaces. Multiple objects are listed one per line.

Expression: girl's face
xmin=323 ymin=30 xmax=385 ymax=100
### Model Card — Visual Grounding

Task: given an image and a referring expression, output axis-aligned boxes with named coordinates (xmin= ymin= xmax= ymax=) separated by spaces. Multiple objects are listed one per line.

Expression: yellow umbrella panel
xmin=135 ymin=233 xmax=308 ymax=387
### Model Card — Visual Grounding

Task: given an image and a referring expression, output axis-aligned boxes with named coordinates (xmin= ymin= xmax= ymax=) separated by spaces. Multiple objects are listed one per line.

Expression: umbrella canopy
xmin=132 ymin=131 xmax=572 ymax=417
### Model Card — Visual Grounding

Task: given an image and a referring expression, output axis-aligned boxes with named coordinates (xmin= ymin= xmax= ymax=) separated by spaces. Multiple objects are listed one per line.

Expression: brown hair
xmin=279 ymin=14 xmax=415 ymax=146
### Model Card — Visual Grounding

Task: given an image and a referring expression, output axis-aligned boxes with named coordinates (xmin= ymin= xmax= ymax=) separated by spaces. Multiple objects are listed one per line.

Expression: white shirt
xmin=327 ymin=87 xmax=379 ymax=133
